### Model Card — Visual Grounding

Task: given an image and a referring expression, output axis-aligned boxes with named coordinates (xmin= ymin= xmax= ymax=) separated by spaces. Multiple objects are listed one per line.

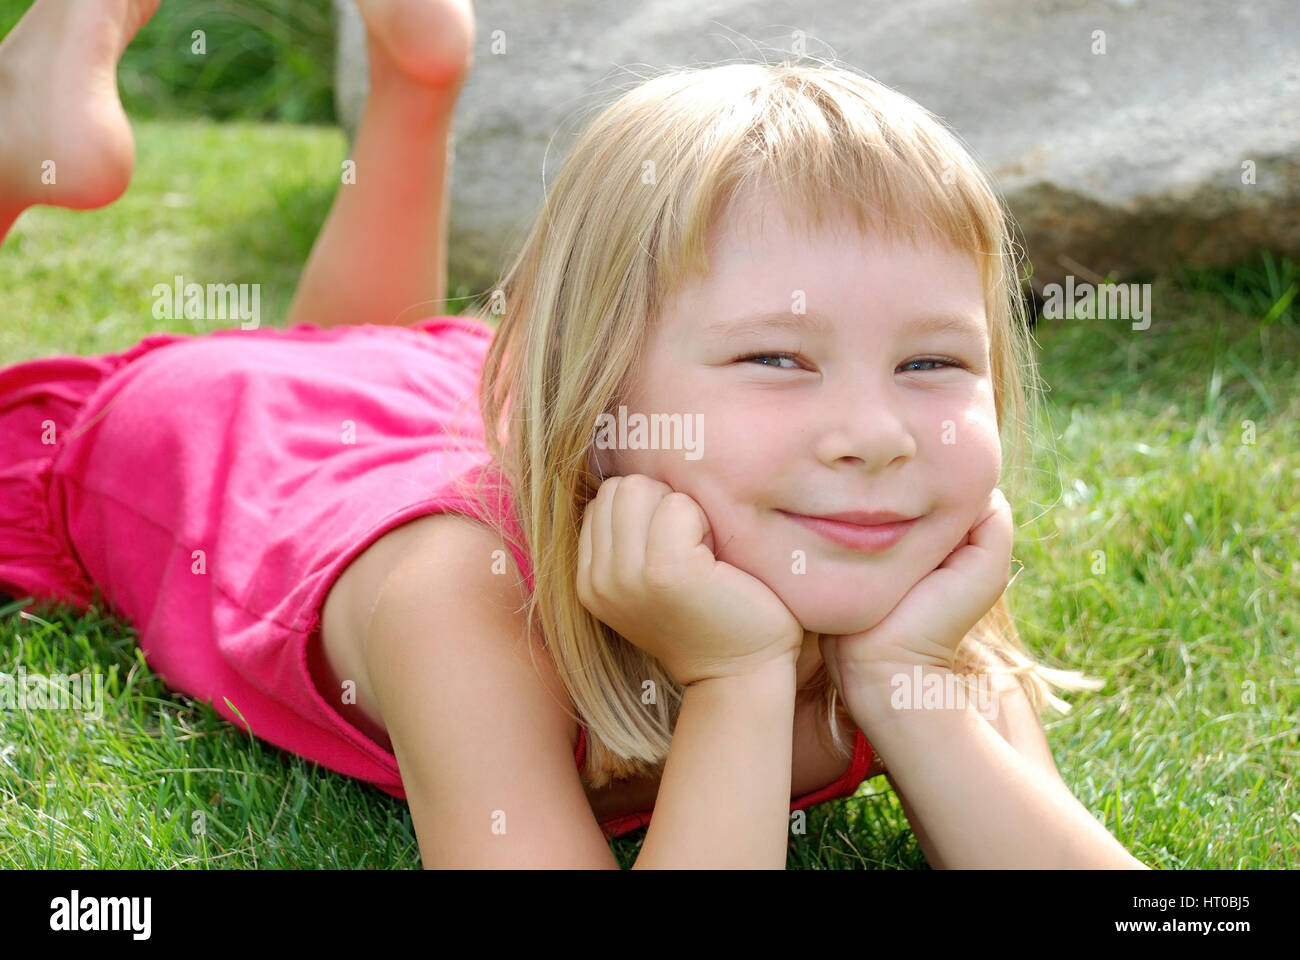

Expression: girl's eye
xmin=900 ymin=357 xmax=964 ymax=372
xmin=737 ymin=352 xmax=802 ymax=369
xmin=735 ymin=353 xmax=965 ymax=372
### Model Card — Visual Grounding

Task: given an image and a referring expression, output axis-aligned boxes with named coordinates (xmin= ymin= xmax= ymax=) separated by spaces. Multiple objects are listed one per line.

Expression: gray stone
xmin=333 ymin=0 xmax=1299 ymax=295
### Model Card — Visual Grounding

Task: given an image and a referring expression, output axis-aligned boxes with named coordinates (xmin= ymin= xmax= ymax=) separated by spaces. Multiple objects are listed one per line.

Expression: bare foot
xmin=355 ymin=0 xmax=475 ymax=91
xmin=0 ymin=0 xmax=161 ymax=218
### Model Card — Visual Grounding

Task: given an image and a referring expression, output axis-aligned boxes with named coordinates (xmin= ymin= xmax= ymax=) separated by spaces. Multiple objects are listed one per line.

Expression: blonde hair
xmin=457 ymin=59 xmax=1100 ymax=788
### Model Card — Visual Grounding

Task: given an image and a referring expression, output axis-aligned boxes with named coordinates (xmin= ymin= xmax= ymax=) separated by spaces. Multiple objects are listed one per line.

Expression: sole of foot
xmin=0 ymin=0 xmax=161 ymax=213
xmin=355 ymin=0 xmax=476 ymax=90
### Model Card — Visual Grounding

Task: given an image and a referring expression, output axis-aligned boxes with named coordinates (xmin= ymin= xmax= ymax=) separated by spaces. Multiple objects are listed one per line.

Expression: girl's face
xmin=593 ymin=188 xmax=1003 ymax=636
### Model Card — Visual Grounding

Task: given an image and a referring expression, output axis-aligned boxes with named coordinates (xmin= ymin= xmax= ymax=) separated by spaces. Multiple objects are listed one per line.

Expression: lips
xmin=778 ymin=509 xmax=920 ymax=552
xmin=802 ymin=509 xmax=919 ymax=526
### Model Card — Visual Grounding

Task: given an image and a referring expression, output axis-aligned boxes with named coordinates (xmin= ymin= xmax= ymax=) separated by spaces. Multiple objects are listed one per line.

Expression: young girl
xmin=0 ymin=0 xmax=1146 ymax=869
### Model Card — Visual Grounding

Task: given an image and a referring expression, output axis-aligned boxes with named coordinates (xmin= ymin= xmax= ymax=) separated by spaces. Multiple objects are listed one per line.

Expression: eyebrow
xmin=703 ymin=310 xmax=988 ymax=341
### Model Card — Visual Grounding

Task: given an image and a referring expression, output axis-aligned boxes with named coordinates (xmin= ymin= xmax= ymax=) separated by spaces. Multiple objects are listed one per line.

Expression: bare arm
xmin=362 ymin=513 xmax=800 ymax=868
xmin=364 ymin=525 xmax=620 ymax=869
xmin=855 ymin=665 xmax=1148 ymax=869
xmin=633 ymin=657 xmax=798 ymax=870
xmin=888 ymin=668 xmax=1070 ymax=869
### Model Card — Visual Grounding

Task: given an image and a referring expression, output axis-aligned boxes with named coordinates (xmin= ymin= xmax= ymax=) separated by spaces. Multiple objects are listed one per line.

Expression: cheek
xmin=931 ymin=385 xmax=1001 ymax=475
xmin=927 ymin=404 xmax=1003 ymax=545
xmin=958 ymin=411 xmax=1001 ymax=485
xmin=665 ymin=393 xmax=788 ymax=489
xmin=664 ymin=445 xmax=774 ymax=560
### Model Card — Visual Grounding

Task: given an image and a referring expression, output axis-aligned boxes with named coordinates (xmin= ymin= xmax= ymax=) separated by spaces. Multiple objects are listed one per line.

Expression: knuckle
xmin=589 ymin=566 xmax=613 ymax=600
xmin=641 ymin=561 xmax=678 ymax=593
xmin=662 ymin=491 xmax=698 ymax=516
xmin=625 ymin=474 xmax=669 ymax=497
xmin=612 ymin=558 xmax=640 ymax=592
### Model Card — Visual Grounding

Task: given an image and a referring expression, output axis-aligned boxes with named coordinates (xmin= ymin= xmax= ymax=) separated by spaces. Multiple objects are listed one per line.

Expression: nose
xmin=812 ymin=368 xmax=917 ymax=470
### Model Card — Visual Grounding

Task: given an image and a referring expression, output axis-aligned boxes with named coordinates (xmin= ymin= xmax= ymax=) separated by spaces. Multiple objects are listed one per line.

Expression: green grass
xmin=0 ymin=0 xmax=337 ymax=124
xmin=1 ymin=121 xmax=342 ymax=362
xmin=0 ymin=120 xmax=479 ymax=364
xmin=1 ymin=121 xmax=1297 ymax=869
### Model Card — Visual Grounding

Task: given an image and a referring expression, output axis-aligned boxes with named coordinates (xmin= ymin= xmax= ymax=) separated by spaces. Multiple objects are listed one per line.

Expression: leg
xmin=283 ymin=0 xmax=475 ymax=330
xmin=0 ymin=0 xmax=161 ymax=246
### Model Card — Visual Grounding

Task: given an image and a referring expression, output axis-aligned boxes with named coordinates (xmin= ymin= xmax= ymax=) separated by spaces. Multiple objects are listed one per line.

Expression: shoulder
xmin=361 ymin=511 xmax=615 ymax=867
xmin=364 ymin=510 xmax=579 ymax=755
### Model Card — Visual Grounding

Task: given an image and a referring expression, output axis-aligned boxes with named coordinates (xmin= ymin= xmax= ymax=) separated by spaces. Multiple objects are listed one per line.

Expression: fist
xmin=576 ymin=474 xmax=803 ymax=687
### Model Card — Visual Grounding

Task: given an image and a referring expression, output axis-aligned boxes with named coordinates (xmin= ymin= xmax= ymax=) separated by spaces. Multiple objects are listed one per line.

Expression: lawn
xmin=1 ymin=120 xmax=1296 ymax=869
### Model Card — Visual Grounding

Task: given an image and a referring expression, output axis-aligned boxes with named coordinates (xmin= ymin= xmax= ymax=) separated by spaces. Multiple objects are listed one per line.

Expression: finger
xmin=590 ymin=476 xmax=616 ymax=595
xmin=610 ymin=475 xmax=666 ymax=586
xmin=935 ymin=529 xmax=971 ymax=571
xmin=577 ymin=490 xmax=595 ymax=606
xmin=945 ymin=492 xmax=1016 ymax=604
xmin=937 ymin=489 xmax=1005 ymax=569
xmin=645 ymin=490 xmax=711 ymax=575
xmin=968 ymin=489 xmax=1012 ymax=552
xmin=977 ymin=486 xmax=1007 ymax=525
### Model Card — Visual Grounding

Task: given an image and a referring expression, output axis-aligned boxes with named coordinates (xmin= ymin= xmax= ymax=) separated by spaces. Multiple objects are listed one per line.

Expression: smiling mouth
xmin=778 ymin=510 xmax=921 ymax=552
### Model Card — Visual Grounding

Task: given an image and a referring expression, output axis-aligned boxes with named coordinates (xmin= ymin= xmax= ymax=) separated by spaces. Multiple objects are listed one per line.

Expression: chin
xmin=722 ymin=541 xmax=945 ymax=638
xmin=783 ymin=591 xmax=898 ymax=637
xmin=729 ymin=556 xmax=907 ymax=636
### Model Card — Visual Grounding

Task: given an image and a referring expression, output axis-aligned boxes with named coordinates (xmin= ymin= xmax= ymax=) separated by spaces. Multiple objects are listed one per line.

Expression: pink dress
xmin=0 ymin=316 xmax=874 ymax=840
